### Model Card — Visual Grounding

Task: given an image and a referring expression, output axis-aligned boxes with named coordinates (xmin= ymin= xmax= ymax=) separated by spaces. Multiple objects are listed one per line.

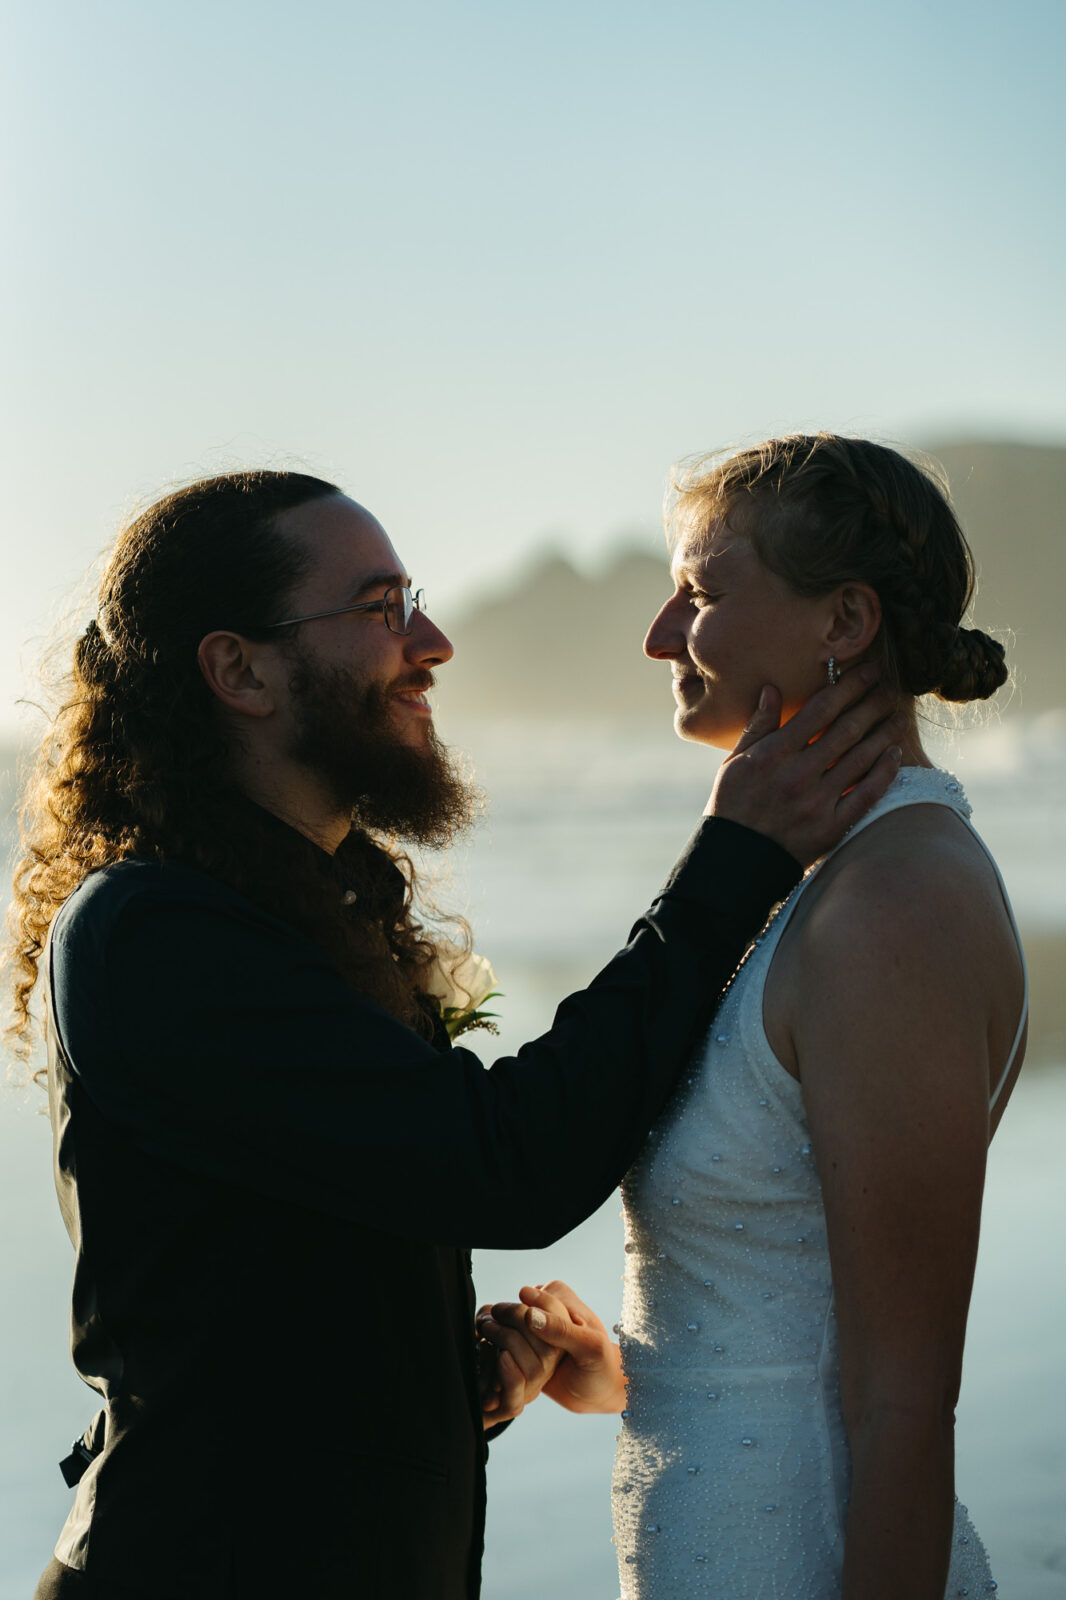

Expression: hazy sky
xmin=3 ymin=0 xmax=1063 ymax=739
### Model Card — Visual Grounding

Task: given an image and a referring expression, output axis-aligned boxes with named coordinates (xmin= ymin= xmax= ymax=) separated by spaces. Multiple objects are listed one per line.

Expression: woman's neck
xmin=895 ymin=706 xmax=933 ymax=769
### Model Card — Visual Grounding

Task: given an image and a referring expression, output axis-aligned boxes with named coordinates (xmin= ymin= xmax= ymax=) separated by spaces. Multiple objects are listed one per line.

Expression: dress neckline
xmin=824 ymin=763 xmax=973 ymax=859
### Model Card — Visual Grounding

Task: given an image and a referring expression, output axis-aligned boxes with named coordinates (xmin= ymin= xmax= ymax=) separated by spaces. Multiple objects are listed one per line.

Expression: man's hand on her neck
xmin=707 ymin=667 xmax=907 ymax=868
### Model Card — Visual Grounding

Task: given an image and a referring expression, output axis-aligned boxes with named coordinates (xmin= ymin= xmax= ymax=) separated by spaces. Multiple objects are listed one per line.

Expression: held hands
xmin=476 ymin=1297 xmax=565 ymax=1429
xmin=479 ymin=1281 xmax=626 ymax=1419
xmin=709 ymin=666 xmax=907 ymax=868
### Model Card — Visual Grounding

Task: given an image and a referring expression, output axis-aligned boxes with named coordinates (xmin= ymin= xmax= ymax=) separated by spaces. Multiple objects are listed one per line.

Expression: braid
xmin=869 ymin=468 xmax=1006 ymax=700
xmin=875 ymin=494 xmax=955 ymax=696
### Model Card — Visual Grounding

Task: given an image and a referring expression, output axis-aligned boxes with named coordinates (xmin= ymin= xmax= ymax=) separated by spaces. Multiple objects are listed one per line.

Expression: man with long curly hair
xmin=8 ymin=471 xmax=902 ymax=1600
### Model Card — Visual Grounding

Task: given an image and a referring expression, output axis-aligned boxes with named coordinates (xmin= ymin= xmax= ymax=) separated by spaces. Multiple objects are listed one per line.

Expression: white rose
xmin=425 ymin=940 xmax=499 ymax=1014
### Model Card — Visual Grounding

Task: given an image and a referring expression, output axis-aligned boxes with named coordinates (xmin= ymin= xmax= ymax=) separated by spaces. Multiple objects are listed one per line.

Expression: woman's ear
xmin=197 ymin=631 xmax=277 ymax=719
xmin=824 ymin=583 xmax=882 ymax=666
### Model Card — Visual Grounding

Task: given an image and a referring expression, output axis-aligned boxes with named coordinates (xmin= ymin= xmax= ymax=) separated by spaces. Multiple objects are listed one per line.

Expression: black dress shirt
xmin=41 ymin=817 xmax=799 ymax=1599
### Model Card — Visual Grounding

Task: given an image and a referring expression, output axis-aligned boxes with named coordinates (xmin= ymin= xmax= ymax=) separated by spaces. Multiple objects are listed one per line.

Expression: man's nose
xmin=405 ymin=610 xmax=454 ymax=667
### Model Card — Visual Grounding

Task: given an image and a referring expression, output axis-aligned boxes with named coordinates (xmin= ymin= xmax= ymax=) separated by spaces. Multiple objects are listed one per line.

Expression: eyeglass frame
xmin=265 ymin=584 xmax=427 ymax=636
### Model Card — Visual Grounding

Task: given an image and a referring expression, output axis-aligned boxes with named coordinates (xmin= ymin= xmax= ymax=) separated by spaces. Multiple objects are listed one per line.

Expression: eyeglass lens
xmin=384 ymin=586 xmax=425 ymax=635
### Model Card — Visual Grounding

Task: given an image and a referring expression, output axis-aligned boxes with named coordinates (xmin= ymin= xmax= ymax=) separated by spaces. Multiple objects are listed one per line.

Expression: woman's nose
xmin=644 ymin=593 xmax=686 ymax=660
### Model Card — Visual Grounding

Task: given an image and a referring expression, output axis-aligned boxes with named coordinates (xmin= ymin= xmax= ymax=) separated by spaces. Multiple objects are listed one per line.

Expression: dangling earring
xmin=826 ymin=656 xmax=839 ymax=686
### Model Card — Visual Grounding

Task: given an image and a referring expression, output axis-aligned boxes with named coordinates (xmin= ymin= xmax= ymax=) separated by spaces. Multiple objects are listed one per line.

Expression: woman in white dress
xmin=481 ymin=434 xmax=1024 ymax=1599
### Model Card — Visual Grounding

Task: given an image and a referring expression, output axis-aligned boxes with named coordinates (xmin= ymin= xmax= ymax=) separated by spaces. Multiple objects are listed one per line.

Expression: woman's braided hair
xmin=669 ymin=434 xmax=1008 ymax=703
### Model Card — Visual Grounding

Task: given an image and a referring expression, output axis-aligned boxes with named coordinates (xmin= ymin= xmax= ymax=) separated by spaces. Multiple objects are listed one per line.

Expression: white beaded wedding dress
xmin=613 ymin=769 xmax=1025 ymax=1599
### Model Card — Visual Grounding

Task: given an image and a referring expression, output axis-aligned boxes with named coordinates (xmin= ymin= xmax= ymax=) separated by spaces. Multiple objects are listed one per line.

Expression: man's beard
xmin=286 ymin=653 xmax=480 ymax=848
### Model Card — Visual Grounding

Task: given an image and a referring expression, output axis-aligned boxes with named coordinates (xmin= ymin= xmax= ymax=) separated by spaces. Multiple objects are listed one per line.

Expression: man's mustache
xmin=392 ymin=670 xmax=436 ymax=694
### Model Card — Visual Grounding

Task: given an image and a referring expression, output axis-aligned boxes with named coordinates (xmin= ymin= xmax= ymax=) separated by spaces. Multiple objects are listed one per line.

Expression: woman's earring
xmin=827 ymin=656 xmax=839 ymax=686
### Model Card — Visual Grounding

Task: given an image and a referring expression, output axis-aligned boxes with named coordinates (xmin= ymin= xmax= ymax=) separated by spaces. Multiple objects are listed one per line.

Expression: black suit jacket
xmin=42 ymin=819 xmax=799 ymax=1598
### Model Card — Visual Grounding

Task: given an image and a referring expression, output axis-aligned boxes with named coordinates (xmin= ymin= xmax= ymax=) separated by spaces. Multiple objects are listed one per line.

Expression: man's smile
xmin=393 ymin=688 xmax=432 ymax=713
xmin=391 ymin=672 xmax=436 ymax=716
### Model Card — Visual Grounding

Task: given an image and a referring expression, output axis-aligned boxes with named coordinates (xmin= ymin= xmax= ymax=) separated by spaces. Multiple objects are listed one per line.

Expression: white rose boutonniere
xmin=424 ymin=941 xmax=501 ymax=1041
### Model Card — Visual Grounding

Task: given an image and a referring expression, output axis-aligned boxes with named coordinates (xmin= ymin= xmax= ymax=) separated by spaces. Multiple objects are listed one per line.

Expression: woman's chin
xmin=673 ymin=705 xmax=740 ymax=752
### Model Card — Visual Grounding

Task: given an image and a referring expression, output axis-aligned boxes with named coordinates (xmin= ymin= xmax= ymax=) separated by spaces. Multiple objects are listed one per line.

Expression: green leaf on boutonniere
xmin=442 ymin=992 xmax=503 ymax=1041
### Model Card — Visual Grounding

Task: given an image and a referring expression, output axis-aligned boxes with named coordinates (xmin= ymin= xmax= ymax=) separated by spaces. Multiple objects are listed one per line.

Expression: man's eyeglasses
xmin=266 ymin=585 xmax=427 ymax=636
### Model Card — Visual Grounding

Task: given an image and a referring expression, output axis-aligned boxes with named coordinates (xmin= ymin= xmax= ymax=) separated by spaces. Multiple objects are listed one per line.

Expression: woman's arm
xmin=787 ymin=829 xmax=1011 ymax=1600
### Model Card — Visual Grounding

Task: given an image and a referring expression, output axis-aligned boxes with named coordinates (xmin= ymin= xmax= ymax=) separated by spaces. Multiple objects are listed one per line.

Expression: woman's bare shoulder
xmin=765 ymin=795 xmax=1026 ymax=1094
xmin=794 ymin=802 xmax=1014 ymax=972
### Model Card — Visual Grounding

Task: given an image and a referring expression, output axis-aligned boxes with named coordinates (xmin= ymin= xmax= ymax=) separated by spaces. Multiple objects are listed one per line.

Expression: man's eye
xmin=688 ymin=589 xmax=719 ymax=608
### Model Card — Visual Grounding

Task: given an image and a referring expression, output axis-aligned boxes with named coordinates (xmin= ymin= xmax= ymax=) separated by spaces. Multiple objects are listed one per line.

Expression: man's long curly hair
xmin=7 ymin=470 xmax=452 ymax=1071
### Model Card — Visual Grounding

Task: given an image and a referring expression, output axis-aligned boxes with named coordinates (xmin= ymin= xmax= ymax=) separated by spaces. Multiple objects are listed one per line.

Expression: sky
xmin=2 ymin=0 xmax=1064 ymax=740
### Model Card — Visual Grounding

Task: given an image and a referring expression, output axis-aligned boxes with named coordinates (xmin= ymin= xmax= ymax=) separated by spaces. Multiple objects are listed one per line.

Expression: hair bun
xmin=935 ymin=626 xmax=1008 ymax=703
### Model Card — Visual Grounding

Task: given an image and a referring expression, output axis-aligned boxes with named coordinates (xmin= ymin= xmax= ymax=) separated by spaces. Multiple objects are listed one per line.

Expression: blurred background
xmin=2 ymin=1 xmax=1064 ymax=1595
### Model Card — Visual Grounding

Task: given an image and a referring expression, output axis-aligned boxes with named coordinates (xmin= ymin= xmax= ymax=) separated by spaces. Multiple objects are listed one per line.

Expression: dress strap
xmin=968 ymin=832 xmax=1029 ymax=1111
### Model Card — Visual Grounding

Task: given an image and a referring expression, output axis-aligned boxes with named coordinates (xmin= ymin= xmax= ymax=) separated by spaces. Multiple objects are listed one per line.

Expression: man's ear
xmin=197 ymin=631 xmax=277 ymax=719
xmin=824 ymin=583 xmax=882 ymax=666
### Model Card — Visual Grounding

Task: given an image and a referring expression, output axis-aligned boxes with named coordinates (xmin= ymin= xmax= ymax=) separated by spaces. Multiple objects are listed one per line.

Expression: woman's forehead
xmin=671 ymin=517 xmax=748 ymax=579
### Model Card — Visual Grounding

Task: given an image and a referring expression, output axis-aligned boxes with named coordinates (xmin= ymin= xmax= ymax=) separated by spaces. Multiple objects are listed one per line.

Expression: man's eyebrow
xmin=345 ymin=569 xmax=410 ymax=602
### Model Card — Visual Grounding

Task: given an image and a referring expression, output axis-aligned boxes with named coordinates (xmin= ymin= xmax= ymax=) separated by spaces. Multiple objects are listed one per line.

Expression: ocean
xmin=1 ymin=712 xmax=1064 ymax=1598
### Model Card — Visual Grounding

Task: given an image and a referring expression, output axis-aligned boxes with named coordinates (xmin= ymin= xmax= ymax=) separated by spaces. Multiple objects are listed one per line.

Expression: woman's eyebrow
xmin=672 ymin=542 xmax=738 ymax=587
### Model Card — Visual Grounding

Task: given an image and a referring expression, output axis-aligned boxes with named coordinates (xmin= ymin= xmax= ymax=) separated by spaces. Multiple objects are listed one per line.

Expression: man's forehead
xmin=275 ymin=493 xmax=387 ymax=551
xmin=277 ymin=494 xmax=409 ymax=590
